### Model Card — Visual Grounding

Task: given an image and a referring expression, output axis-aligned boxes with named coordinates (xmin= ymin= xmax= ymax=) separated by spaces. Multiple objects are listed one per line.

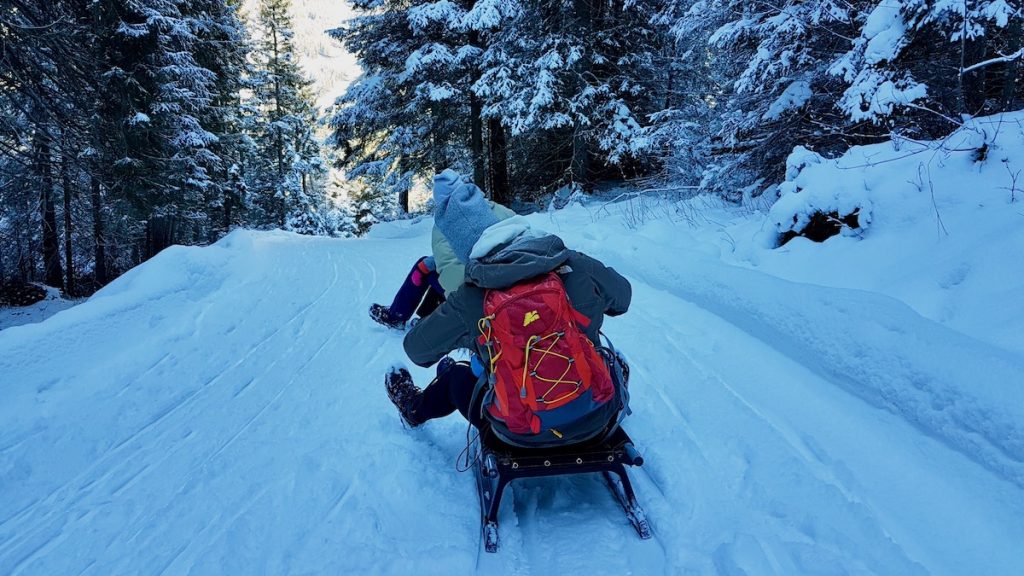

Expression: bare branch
xmin=962 ymin=49 xmax=1024 ymax=75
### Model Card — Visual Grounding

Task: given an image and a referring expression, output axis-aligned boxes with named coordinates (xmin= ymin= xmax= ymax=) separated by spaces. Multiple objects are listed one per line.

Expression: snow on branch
xmin=962 ymin=49 xmax=1024 ymax=75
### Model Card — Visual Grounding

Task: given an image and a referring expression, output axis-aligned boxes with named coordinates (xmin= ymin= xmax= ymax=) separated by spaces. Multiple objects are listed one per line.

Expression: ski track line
xmin=0 ymin=434 xmax=30 ymax=456
xmin=617 ymin=301 xmax=715 ymax=463
xmin=306 ymin=472 xmax=364 ymax=556
xmin=11 ymin=320 xmax=333 ymax=571
xmin=359 ymin=253 xmax=378 ymax=302
xmin=207 ymin=308 xmax=347 ymax=463
xmin=79 ymin=255 xmax=351 ymax=564
xmin=0 ymin=253 xmax=344 ymax=563
xmin=625 ymin=282 xmax=921 ymax=567
xmin=325 ymin=476 xmax=360 ymax=522
xmin=206 ymin=252 xmax=343 ymax=461
xmin=632 ymin=265 xmax=1024 ymax=489
xmin=108 ymin=462 xmax=155 ymax=498
xmin=157 ymin=484 xmax=274 ymax=576
xmin=9 ymin=527 xmax=70 ymax=576
xmin=72 ymin=559 xmax=97 ymax=576
xmin=114 ymin=351 xmax=174 ymax=398
xmin=659 ymin=338 xmax=925 ymax=570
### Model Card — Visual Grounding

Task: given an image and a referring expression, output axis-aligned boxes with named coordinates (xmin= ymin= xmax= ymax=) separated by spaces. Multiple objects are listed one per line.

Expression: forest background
xmin=1 ymin=0 xmax=1021 ymax=295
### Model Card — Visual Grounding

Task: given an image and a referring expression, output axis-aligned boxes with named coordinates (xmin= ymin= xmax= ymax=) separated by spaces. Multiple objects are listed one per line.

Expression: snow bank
xmin=771 ymin=112 xmax=1024 ymax=242
xmin=770 ymin=145 xmax=872 ymax=240
xmin=756 ymin=112 xmax=1024 ymax=354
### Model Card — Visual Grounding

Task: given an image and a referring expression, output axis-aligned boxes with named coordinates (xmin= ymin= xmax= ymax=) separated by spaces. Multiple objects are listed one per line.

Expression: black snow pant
xmin=409 ymin=362 xmax=485 ymax=428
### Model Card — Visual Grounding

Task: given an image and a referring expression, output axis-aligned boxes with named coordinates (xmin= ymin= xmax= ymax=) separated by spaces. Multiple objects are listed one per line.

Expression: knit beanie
xmin=433 ymin=169 xmax=500 ymax=263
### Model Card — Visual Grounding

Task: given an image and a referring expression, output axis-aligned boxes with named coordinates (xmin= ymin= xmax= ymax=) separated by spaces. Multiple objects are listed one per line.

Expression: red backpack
xmin=477 ymin=272 xmax=616 ymax=439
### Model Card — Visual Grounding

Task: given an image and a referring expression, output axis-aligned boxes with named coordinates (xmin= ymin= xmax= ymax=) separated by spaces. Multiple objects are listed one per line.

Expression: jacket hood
xmin=465 ymin=227 xmax=571 ymax=289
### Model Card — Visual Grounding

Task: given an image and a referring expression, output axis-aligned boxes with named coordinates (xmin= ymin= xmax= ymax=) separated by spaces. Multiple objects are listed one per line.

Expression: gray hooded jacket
xmin=403 ymin=233 xmax=632 ymax=367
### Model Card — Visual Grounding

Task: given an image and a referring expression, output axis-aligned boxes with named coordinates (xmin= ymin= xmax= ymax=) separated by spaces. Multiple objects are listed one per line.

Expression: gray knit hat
xmin=434 ymin=169 xmax=499 ymax=263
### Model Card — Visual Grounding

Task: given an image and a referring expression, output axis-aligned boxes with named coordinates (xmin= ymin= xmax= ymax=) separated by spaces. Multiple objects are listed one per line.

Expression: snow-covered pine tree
xmin=644 ymin=0 xmax=721 ymax=192
xmin=830 ymin=1 xmax=1023 ymax=128
xmin=473 ymin=0 xmax=665 ymax=193
xmin=187 ymin=0 xmax=256 ymax=239
xmin=92 ymin=0 xmax=220 ymax=258
xmin=666 ymin=0 xmax=1023 ymax=203
xmin=334 ymin=0 xmax=667 ymax=205
xmin=673 ymin=0 xmax=864 ymax=202
xmin=330 ymin=0 xmax=480 ymax=212
xmin=247 ymin=0 xmax=328 ymax=230
xmin=8 ymin=1 xmax=95 ymax=290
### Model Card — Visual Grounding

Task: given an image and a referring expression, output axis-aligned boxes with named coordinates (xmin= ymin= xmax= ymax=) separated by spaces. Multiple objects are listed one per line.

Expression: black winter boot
xmin=370 ymin=304 xmax=405 ymax=330
xmin=385 ymin=367 xmax=423 ymax=428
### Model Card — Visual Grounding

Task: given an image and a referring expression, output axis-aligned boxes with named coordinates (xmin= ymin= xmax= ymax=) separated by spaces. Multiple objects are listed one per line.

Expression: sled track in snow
xmin=0 ymin=253 xmax=345 ymax=573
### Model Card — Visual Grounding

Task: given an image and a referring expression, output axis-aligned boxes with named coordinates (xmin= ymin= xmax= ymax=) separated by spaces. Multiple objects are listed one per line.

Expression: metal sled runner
xmin=474 ymin=425 xmax=652 ymax=552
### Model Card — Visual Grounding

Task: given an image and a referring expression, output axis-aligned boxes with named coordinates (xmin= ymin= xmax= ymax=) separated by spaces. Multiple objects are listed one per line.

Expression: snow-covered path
xmin=1 ymin=213 xmax=1022 ymax=575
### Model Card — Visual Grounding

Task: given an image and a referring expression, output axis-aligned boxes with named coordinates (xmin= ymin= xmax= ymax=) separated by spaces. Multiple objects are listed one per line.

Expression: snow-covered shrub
xmin=769 ymin=146 xmax=873 ymax=245
xmin=284 ymin=207 xmax=357 ymax=238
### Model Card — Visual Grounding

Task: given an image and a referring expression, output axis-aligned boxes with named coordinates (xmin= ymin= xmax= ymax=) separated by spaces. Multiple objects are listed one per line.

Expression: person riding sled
xmin=369 ymin=172 xmax=515 ymax=330
xmin=385 ymin=170 xmax=632 ymax=447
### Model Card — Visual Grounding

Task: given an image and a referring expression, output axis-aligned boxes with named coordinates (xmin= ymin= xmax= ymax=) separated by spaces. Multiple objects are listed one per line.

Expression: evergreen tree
xmin=1 ymin=0 xmax=268 ymax=291
xmin=474 ymin=0 xmax=665 ymax=192
xmin=330 ymin=0 xmax=479 ymax=212
xmin=662 ymin=0 xmax=1023 ymax=201
xmin=831 ymin=1 xmax=1023 ymax=124
xmin=332 ymin=0 xmax=668 ymax=206
xmin=92 ymin=0 xmax=220 ymax=258
xmin=247 ymin=0 xmax=328 ymax=228
xmin=187 ymin=0 xmax=255 ymax=237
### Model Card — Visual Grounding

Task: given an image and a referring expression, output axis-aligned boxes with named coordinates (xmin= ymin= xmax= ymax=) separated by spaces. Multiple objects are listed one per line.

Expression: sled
xmin=474 ymin=425 xmax=651 ymax=553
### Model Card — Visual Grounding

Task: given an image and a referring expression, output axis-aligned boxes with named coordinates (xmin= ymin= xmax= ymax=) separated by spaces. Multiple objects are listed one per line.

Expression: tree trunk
xmin=469 ymin=29 xmax=486 ymax=189
xmin=397 ymin=157 xmax=411 ymax=213
xmin=1003 ymin=18 xmax=1022 ymax=111
xmin=963 ymin=37 xmax=987 ymax=114
xmin=145 ymin=216 xmax=175 ymax=259
xmin=570 ymin=0 xmax=593 ymax=191
xmin=271 ymin=14 xmax=286 ymax=227
xmin=18 ymin=232 xmax=34 ymax=282
xmin=471 ymin=93 xmax=486 ymax=190
xmin=224 ymin=192 xmax=233 ymax=234
xmin=487 ymin=118 xmax=512 ymax=205
xmin=91 ymin=175 xmax=108 ymax=287
xmin=61 ymin=149 xmax=75 ymax=296
xmin=398 ymin=188 xmax=410 ymax=214
xmin=428 ymin=101 xmax=450 ymax=172
xmin=570 ymin=128 xmax=590 ymax=191
xmin=37 ymin=133 xmax=65 ymax=290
